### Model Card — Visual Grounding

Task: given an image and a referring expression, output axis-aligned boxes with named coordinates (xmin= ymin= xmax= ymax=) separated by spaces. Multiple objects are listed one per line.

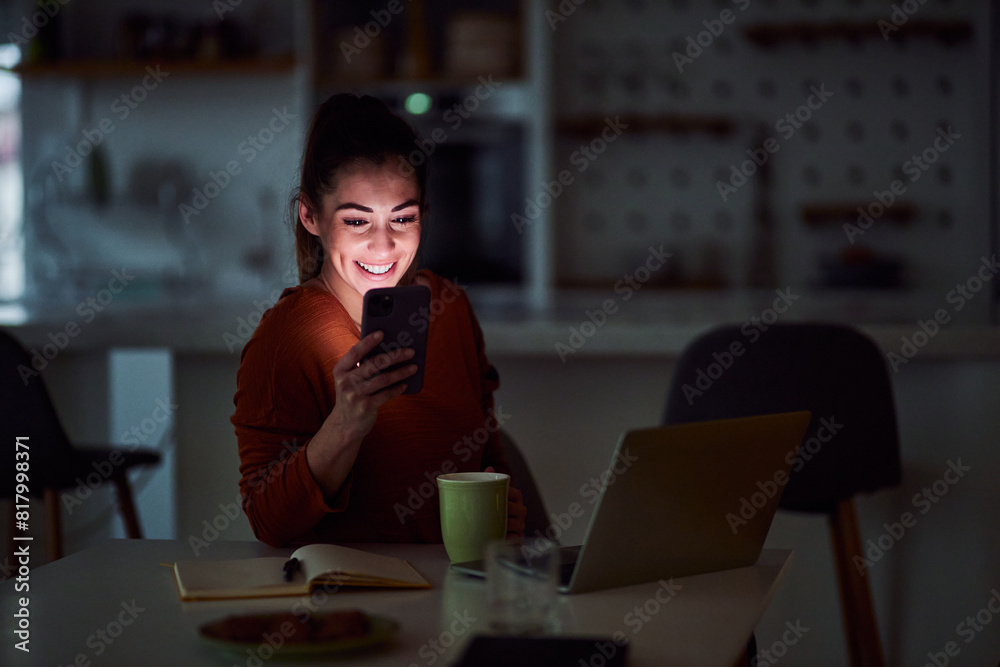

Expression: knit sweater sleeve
xmin=232 ymin=288 xmax=357 ymax=547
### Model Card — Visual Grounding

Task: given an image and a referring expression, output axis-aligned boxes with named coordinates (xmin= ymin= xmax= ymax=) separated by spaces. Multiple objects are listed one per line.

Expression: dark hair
xmin=291 ymin=94 xmax=428 ymax=284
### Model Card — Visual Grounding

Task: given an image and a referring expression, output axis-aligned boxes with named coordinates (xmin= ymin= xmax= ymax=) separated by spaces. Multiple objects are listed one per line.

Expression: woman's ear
xmin=299 ymin=198 xmax=320 ymax=236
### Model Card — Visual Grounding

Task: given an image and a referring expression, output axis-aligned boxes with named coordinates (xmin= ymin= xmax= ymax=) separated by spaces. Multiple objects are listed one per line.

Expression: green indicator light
xmin=404 ymin=92 xmax=432 ymax=115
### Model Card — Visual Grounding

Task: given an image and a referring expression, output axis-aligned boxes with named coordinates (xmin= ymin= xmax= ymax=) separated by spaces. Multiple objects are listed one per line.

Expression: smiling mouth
xmin=356 ymin=261 xmax=394 ymax=275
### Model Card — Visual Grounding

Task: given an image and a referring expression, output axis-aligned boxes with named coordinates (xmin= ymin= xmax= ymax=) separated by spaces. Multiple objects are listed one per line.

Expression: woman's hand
xmin=330 ymin=331 xmax=418 ymax=442
xmin=485 ymin=466 xmax=527 ymax=543
xmin=306 ymin=331 xmax=416 ymax=499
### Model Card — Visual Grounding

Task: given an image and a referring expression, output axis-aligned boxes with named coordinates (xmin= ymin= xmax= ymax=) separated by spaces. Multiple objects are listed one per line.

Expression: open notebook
xmin=173 ymin=544 xmax=431 ymax=601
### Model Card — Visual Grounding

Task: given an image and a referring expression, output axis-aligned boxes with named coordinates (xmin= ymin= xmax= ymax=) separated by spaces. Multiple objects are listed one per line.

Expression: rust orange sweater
xmin=232 ymin=271 xmax=508 ymax=547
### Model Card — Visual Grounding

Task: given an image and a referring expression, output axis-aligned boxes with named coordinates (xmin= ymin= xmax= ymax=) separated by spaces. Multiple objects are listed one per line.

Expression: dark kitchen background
xmin=0 ymin=2 xmax=998 ymax=665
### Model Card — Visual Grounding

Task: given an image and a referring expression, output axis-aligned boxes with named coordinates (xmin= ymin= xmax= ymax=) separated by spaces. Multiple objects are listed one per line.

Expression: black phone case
xmin=453 ymin=635 xmax=629 ymax=667
xmin=360 ymin=285 xmax=431 ymax=395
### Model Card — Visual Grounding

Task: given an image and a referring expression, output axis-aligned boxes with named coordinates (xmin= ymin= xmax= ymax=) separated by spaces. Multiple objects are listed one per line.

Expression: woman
xmin=232 ymin=94 xmax=525 ymax=547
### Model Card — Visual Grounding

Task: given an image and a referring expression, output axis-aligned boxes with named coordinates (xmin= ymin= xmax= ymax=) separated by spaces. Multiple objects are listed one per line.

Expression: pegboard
xmin=551 ymin=0 xmax=988 ymax=293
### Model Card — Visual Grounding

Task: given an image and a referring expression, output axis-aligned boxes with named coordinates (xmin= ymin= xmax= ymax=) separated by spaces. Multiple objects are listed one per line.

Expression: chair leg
xmin=729 ymin=649 xmax=751 ymax=667
xmin=111 ymin=473 xmax=143 ymax=539
xmin=829 ymin=498 xmax=885 ymax=667
xmin=43 ymin=488 xmax=63 ymax=562
xmin=728 ymin=634 xmax=757 ymax=667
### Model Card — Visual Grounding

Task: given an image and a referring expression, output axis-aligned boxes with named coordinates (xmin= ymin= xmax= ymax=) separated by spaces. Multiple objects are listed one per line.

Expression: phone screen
xmin=359 ymin=285 xmax=431 ymax=395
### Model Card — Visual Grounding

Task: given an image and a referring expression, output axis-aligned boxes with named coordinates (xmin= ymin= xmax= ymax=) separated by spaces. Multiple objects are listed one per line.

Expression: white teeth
xmin=357 ymin=261 xmax=393 ymax=275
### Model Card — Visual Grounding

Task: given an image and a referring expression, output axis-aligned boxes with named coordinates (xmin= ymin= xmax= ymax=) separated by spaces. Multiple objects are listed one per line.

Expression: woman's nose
xmin=368 ymin=224 xmax=395 ymax=255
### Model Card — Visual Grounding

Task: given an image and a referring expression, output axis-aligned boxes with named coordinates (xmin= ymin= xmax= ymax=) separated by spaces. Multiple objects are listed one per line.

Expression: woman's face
xmin=300 ymin=161 xmax=421 ymax=306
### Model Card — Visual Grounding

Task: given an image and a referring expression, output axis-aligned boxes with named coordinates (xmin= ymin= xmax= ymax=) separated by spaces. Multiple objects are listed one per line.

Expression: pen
xmin=283 ymin=557 xmax=300 ymax=582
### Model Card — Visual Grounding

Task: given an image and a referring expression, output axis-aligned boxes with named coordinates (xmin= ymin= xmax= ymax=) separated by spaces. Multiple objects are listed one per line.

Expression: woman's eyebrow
xmin=334 ymin=202 xmax=371 ymax=213
xmin=333 ymin=199 xmax=419 ymax=213
xmin=392 ymin=199 xmax=420 ymax=212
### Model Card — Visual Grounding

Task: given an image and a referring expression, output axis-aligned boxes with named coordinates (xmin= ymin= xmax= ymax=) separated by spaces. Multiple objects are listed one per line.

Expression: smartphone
xmin=360 ymin=284 xmax=431 ymax=395
xmin=453 ymin=635 xmax=629 ymax=667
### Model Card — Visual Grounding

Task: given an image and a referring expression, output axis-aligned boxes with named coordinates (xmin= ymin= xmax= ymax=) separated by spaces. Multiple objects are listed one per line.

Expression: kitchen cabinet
xmin=9 ymin=0 xmax=554 ymax=308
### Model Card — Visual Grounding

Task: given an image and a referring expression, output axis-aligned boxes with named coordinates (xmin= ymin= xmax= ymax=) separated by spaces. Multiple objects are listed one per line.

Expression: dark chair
xmin=663 ymin=323 xmax=901 ymax=667
xmin=498 ymin=430 xmax=552 ymax=543
xmin=1 ymin=328 xmax=162 ymax=562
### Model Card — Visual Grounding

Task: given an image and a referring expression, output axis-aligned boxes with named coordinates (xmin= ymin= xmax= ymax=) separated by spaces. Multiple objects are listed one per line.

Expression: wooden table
xmin=0 ymin=539 xmax=792 ymax=666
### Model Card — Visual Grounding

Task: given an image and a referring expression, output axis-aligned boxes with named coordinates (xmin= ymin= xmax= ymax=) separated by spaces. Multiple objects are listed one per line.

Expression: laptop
xmin=452 ymin=411 xmax=812 ymax=594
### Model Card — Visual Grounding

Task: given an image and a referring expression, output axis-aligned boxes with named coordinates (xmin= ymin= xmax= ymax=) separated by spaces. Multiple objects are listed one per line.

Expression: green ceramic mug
xmin=437 ymin=472 xmax=509 ymax=563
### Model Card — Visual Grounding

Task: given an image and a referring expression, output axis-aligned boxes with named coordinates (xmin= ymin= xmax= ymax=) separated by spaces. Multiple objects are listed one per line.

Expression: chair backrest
xmin=663 ymin=323 xmax=902 ymax=513
xmin=498 ymin=429 xmax=553 ymax=542
xmin=0 ymin=327 xmax=84 ymax=497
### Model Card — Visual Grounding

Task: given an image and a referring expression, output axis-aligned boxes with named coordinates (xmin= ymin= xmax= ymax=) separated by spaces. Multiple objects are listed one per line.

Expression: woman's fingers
xmin=335 ymin=332 xmax=416 ymax=401
xmin=335 ymin=331 xmax=384 ymax=374
xmin=481 ymin=468 xmax=526 ymax=540
xmin=506 ymin=485 xmax=527 ymax=541
xmin=355 ymin=364 xmax=418 ymax=402
xmin=356 ymin=347 xmax=415 ymax=383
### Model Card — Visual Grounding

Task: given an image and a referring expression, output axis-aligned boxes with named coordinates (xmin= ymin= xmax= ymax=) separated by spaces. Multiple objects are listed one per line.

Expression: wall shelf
xmin=556 ymin=114 xmax=736 ymax=137
xmin=802 ymin=203 xmax=917 ymax=227
xmin=744 ymin=20 xmax=974 ymax=47
xmin=9 ymin=55 xmax=298 ymax=79
xmin=313 ymin=74 xmax=525 ymax=91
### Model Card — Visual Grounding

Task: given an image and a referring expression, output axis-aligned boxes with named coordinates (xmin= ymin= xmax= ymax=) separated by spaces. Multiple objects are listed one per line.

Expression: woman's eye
xmin=344 ymin=219 xmax=367 ymax=227
xmin=393 ymin=216 xmax=417 ymax=224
